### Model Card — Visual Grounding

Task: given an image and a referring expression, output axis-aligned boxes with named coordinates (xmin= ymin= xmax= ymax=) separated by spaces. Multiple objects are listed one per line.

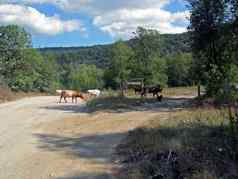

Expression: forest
xmin=0 ymin=25 xmax=194 ymax=93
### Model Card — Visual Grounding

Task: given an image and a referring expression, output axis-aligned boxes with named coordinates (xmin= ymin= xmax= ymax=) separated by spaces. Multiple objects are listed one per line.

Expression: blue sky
xmin=0 ymin=0 xmax=189 ymax=47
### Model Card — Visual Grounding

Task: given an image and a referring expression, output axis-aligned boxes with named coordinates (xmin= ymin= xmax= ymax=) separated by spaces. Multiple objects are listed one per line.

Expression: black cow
xmin=141 ymin=85 xmax=163 ymax=101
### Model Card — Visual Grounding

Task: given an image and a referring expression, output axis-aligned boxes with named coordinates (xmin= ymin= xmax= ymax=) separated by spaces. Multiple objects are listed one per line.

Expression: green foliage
xmin=188 ymin=0 xmax=237 ymax=97
xmin=104 ymin=29 xmax=169 ymax=89
xmin=69 ymin=64 xmax=104 ymax=91
xmin=167 ymin=53 xmax=193 ymax=87
xmin=0 ymin=25 xmax=60 ymax=93
xmin=0 ymin=24 xmax=195 ymax=93
xmin=10 ymin=49 xmax=60 ymax=92
xmin=130 ymin=27 xmax=161 ymax=84
xmin=105 ymin=41 xmax=134 ymax=89
xmin=149 ymin=55 xmax=168 ymax=87
xmin=39 ymin=28 xmax=193 ymax=90
xmin=40 ymin=33 xmax=191 ymax=70
xmin=0 ymin=25 xmax=31 ymax=85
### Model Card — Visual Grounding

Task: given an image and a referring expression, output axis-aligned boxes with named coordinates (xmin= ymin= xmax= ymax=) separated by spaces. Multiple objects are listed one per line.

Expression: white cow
xmin=87 ymin=89 xmax=101 ymax=97
xmin=56 ymin=90 xmax=63 ymax=95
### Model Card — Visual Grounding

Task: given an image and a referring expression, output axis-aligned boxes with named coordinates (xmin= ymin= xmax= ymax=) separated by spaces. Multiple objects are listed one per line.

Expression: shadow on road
xmin=43 ymin=104 xmax=89 ymax=114
xmin=41 ymin=96 xmax=193 ymax=114
xmin=34 ymin=132 xmax=125 ymax=178
xmin=57 ymin=172 xmax=113 ymax=179
xmin=34 ymin=132 xmax=125 ymax=162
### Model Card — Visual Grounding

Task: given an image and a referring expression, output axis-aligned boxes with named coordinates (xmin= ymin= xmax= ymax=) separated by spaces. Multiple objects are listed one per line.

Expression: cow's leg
xmin=144 ymin=89 xmax=148 ymax=98
xmin=141 ymin=88 xmax=146 ymax=98
xmin=153 ymin=92 xmax=158 ymax=97
xmin=72 ymin=96 xmax=74 ymax=103
xmin=59 ymin=95 xmax=63 ymax=103
xmin=64 ymin=97 xmax=67 ymax=103
xmin=141 ymin=91 xmax=144 ymax=98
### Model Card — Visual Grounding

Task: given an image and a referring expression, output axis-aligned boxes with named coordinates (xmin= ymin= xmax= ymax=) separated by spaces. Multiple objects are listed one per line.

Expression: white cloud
xmin=0 ymin=4 xmax=84 ymax=35
xmin=3 ymin=0 xmax=171 ymax=13
xmin=0 ymin=0 xmax=189 ymax=38
xmin=93 ymin=8 xmax=189 ymax=38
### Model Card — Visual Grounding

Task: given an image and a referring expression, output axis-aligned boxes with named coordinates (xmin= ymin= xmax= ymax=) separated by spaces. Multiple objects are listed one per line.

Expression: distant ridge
xmin=39 ymin=33 xmax=191 ymax=68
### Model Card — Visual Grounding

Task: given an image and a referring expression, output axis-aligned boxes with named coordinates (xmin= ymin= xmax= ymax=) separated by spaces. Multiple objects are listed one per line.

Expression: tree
xmin=107 ymin=40 xmax=134 ymax=95
xmin=10 ymin=48 xmax=60 ymax=92
xmin=0 ymin=25 xmax=31 ymax=88
xmin=167 ymin=53 xmax=193 ymax=87
xmin=69 ymin=64 xmax=104 ymax=91
xmin=131 ymin=27 xmax=161 ymax=84
xmin=149 ymin=55 xmax=168 ymax=87
xmin=188 ymin=0 xmax=233 ymax=96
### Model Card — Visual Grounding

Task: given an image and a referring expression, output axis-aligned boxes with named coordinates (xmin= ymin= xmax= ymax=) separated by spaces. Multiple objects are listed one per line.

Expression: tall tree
xmin=131 ymin=27 xmax=161 ymax=84
xmin=188 ymin=0 xmax=231 ymax=96
xmin=107 ymin=40 xmax=134 ymax=95
xmin=0 ymin=25 xmax=31 ymax=88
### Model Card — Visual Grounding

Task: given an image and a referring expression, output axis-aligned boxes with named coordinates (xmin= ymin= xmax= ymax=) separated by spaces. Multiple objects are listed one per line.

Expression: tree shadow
xmin=34 ymin=132 xmax=125 ymax=163
xmin=43 ymin=104 xmax=89 ymax=114
xmin=34 ymin=132 xmax=125 ymax=178
xmin=42 ymin=96 xmax=193 ymax=114
xmin=57 ymin=172 xmax=113 ymax=179
xmin=116 ymin=123 xmax=238 ymax=179
xmin=86 ymin=96 xmax=192 ymax=113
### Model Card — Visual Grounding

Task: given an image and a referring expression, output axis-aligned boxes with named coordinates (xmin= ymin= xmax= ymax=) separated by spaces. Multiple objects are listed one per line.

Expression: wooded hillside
xmin=39 ymin=33 xmax=191 ymax=69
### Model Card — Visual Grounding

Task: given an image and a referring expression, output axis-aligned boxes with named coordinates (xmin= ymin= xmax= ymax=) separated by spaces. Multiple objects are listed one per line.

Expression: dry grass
xmin=163 ymin=86 xmax=201 ymax=97
xmin=0 ymin=85 xmax=49 ymax=104
xmin=87 ymin=89 xmax=161 ymax=112
xmin=116 ymin=107 xmax=238 ymax=179
xmin=0 ymin=86 xmax=14 ymax=102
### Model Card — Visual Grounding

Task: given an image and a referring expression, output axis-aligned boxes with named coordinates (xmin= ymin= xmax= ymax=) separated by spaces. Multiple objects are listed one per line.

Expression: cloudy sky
xmin=0 ymin=0 xmax=190 ymax=47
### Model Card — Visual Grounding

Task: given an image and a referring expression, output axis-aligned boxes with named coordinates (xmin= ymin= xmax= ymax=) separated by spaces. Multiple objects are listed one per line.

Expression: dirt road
xmin=0 ymin=96 xmax=189 ymax=179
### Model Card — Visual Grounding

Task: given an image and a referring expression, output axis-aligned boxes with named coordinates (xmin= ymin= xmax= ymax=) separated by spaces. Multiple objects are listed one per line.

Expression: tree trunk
xmin=120 ymin=81 xmax=125 ymax=97
xmin=198 ymin=82 xmax=201 ymax=97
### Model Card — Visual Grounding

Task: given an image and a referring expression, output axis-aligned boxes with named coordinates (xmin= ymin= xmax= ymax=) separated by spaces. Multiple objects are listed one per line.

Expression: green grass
xmin=116 ymin=107 xmax=238 ymax=179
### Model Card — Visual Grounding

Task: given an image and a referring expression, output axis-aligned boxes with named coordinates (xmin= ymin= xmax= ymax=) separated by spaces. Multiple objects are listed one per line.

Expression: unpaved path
xmin=0 ymin=96 xmax=191 ymax=179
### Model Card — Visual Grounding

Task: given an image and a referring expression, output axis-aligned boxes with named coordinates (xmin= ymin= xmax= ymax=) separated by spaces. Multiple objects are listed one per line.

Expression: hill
xmin=39 ymin=33 xmax=191 ymax=69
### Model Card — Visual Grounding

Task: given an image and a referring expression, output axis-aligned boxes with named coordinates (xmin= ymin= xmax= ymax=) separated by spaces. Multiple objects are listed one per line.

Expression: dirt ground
xmin=0 ymin=95 xmax=192 ymax=179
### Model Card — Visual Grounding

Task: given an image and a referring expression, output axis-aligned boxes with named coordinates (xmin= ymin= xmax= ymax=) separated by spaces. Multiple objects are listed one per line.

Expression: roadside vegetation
xmin=116 ymin=107 xmax=238 ymax=179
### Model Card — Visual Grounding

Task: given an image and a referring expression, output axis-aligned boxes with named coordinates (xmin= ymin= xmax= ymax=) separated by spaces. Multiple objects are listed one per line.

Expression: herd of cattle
xmin=56 ymin=85 xmax=163 ymax=104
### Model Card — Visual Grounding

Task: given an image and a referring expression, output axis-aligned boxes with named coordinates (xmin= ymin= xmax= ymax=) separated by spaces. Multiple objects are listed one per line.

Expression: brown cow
xmin=58 ymin=90 xmax=85 ymax=103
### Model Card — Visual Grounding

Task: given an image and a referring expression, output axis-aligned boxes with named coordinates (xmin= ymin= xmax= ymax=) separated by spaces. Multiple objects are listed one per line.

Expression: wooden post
xmin=198 ymin=81 xmax=201 ymax=97
xmin=120 ymin=81 xmax=125 ymax=97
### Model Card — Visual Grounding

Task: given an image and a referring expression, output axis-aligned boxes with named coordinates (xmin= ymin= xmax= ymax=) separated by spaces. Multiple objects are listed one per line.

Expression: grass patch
xmin=163 ymin=86 xmax=202 ymax=97
xmin=116 ymin=107 xmax=238 ymax=179
xmin=87 ymin=96 xmax=159 ymax=112
xmin=86 ymin=88 xmax=165 ymax=112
